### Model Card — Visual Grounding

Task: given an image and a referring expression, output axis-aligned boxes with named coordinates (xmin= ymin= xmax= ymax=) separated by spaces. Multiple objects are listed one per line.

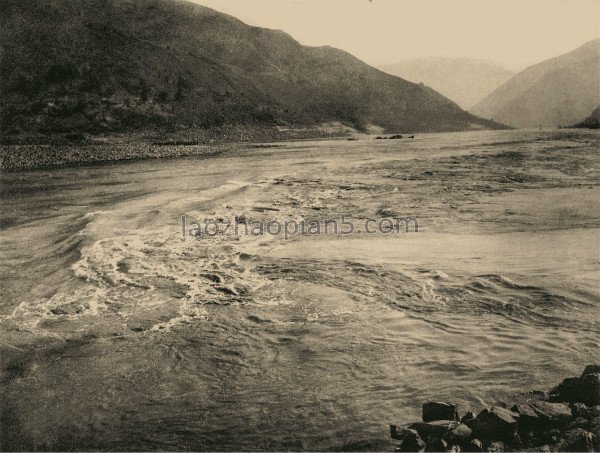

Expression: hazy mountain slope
xmin=379 ymin=57 xmax=514 ymax=109
xmin=570 ymin=105 xmax=600 ymax=129
xmin=0 ymin=0 xmax=503 ymax=136
xmin=471 ymin=39 xmax=600 ymax=128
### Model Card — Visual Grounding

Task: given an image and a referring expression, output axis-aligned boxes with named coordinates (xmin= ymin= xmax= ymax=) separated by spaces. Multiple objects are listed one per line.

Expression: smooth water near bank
xmin=1 ymin=130 xmax=599 ymax=450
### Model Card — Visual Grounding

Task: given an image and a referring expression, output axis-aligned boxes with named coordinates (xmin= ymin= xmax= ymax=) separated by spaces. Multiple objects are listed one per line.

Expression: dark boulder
xmin=572 ymin=403 xmax=600 ymax=420
xmin=582 ymin=365 xmax=600 ymax=376
xmin=509 ymin=431 xmax=523 ymax=450
xmin=487 ymin=441 xmax=506 ymax=452
xmin=519 ymin=430 xmax=537 ymax=448
xmin=390 ymin=425 xmax=403 ymax=440
xmin=461 ymin=411 xmax=476 ymax=424
xmin=566 ymin=417 xmax=590 ymax=430
xmin=550 ymin=373 xmax=600 ymax=406
xmin=463 ymin=417 xmax=478 ymax=430
xmin=424 ymin=437 xmax=447 ymax=452
xmin=591 ymin=416 xmax=600 ymax=450
xmin=590 ymin=414 xmax=600 ymax=431
xmin=472 ymin=406 xmax=519 ymax=441
xmin=531 ymin=428 xmax=561 ymax=447
xmin=531 ymin=401 xmax=572 ymax=428
xmin=443 ymin=423 xmax=473 ymax=445
xmin=409 ymin=420 xmax=459 ymax=441
xmin=462 ymin=439 xmax=483 ymax=452
xmin=512 ymin=403 xmax=540 ymax=431
xmin=554 ymin=428 xmax=595 ymax=452
xmin=390 ymin=426 xmax=426 ymax=452
xmin=423 ymin=402 xmax=459 ymax=422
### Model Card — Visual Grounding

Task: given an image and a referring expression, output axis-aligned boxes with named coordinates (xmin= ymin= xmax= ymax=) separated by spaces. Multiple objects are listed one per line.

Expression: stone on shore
xmin=461 ymin=411 xmax=476 ymax=424
xmin=487 ymin=441 xmax=506 ymax=452
xmin=424 ymin=436 xmax=447 ymax=452
xmin=462 ymin=438 xmax=484 ymax=452
xmin=590 ymin=415 xmax=600 ymax=432
xmin=423 ymin=402 xmax=459 ymax=422
xmin=409 ymin=420 xmax=459 ymax=440
xmin=582 ymin=365 xmax=600 ymax=376
xmin=540 ymin=428 xmax=562 ymax=444
xmin=550 ymin=372 xmax=600 ymax=406
xmin=472 ymin=406 xmax=519 ymax=440
xmin=566 ymin=417 xmax=591 ymax=430
xmin=511 ymin=403 xmax=540 ymax=430
xmin=554 ymin=428 xmax=595 ymax=452
xmin=443 ymin=423 xmax=473 ymax=445
xmin=531 ymin=401 xmax=573 ymax=428
xmin=591 ymin=417 xmax=600 ymax=450
xmin=390 ymin=426 xmax=426 ymax=452
xmin=389 ymin=424 xmax=402 ymax=440
xmin=572 ymin=403 xmax=600 ymax=420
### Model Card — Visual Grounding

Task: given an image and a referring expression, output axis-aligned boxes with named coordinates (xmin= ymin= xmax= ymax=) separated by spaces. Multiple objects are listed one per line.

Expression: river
xmin=1 ymin=129 xmax=599 ymax=450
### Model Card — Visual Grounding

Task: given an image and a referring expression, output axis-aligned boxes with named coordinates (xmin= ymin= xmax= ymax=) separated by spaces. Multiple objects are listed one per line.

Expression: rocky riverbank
xmin=391 ymin=366 xmax=600 ymax=452
xmin=0 ymin=142 xmax=233 ymax=171
xmin=0 ymin=123 xmax=357 ymax=171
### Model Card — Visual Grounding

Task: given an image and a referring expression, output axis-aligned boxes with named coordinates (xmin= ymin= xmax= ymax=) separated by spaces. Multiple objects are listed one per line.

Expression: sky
xmin=194 ymin=0 xmax=600 ymax=71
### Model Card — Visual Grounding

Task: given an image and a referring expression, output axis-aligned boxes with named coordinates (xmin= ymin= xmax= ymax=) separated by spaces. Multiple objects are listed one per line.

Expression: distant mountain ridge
xmin=0 ymin=0 xmax=504 ymax=138
xmin=471 ymin=38 xmax=600 ymax=128
xmin=379 ymin=57 xmax=514 ymax=109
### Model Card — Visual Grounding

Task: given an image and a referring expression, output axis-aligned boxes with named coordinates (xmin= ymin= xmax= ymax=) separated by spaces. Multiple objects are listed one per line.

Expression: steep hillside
xmin=0 ymin=0 xmax=503 ymax=138
xmin=570 ymin=105 xmax=600 ymax=129
xmin=471 ymin=39 xmax=600 ymax=128
xmin=379 ymin=57 xmax=514 ymax=109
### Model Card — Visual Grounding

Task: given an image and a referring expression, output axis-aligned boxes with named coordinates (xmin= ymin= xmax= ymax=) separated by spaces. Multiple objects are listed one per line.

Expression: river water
xmin=1 ymin=129 xmax=599 ymax=450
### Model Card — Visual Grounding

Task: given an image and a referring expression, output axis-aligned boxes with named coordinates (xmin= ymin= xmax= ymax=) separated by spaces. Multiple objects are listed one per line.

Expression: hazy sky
xmin=194 ymin=0 xmax=600 ymax=71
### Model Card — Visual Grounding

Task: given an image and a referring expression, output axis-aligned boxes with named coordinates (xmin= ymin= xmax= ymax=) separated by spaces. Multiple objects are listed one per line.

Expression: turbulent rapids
xmin=0 ymin=130 xmax=599 ymax=451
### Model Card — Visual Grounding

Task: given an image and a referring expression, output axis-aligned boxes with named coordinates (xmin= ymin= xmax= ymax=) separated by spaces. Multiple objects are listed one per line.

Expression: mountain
xmin=379 ymin=57 xmax=514 ymax=109
xmin=471 ymin=38 xmax=600 ymax=128
xmin=0 ymin=0 xmax=503 ymax=138
xmin=570 ymin=105 xmax=600 ymax=129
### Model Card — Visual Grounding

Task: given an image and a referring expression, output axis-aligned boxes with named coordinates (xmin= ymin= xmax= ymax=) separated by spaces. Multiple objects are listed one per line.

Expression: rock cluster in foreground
xmin=391 ymin=366 xmax=600 ymax=452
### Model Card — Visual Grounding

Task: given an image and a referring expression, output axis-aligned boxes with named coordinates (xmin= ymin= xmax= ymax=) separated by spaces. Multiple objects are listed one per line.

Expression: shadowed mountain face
xmin=379 ymin=57 xmax=514 ymax=110
xmin=471 ymin=38 xmax=600 ymax=128
xmin=571 ymin=105 xmax=600 ymax=129
xmin=0 ymin=0 xmax=504 ymax=136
